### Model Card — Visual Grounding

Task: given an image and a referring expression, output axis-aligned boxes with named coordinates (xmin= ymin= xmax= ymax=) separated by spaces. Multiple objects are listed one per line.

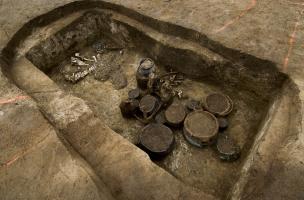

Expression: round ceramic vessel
xmin=204 ymin=93 xmax=233 ymax=116
xmin=139 ymin=95 xmax=159 ymax=115
xmin=216 ymin=134 xmax=240 ymax=161
xmin=165 ymin=100 xmax=186 ymax=127
xmin=128 ymin=88 xmax=140 ymax=99
xmin=136 ymin=58 xmax=156 ymax=89
xmin=183 ymin=110 xmax=219 ymax=147
xmin=119 ymin=99 xmax=139 ymax=118
xmin=139 ymin=123 xmax=175 ymax=158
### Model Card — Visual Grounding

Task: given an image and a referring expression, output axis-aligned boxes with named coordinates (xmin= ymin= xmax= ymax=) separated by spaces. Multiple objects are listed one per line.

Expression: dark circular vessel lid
xmin=186 ymin=99 xmax=201 ymax=111
xmin=139 ymin=95 xmax=158 ymax=114
xmin=155 ymin=111 xmax=167 ymax=124
xmin=205 ymin=93 xmax=233 ymax=116
xmin=128 ymin=88 xmax=140 ymax=99
xmin=183 ymin=110 xmax=219 ymax=144
xmin=217 ymin=117 xmax=229 ymax=130
xmin=165 ymin=100 xmax=186 ymax=126
xmin=139 ymin=123 xmax=174 ymax=157
xmin=216 ymin=134 xmax=240 ymax=161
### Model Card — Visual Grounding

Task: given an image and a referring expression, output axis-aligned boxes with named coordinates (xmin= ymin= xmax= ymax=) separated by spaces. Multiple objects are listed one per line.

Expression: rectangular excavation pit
xmin=24 ymin=11 xmax=286 ymax=199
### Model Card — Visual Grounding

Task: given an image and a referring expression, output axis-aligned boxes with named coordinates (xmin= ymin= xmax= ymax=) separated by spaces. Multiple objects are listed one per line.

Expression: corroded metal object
xmin=136 ymin=58 xmax=156 ymax=89
xmin=165 ymin=100 xmax=186 ymax=127
xmin=217 ymin=117 xmax=229 ymax=130
xmin=138 ymin=123 xmax=175 ymax=159
xmin=128 ymin=88 xmax=140 ymax=99
xmin=183 ymin=110 xmax=219 ymax=147
xmin=204 ymin=93 xmax=233 ymax=116
xmin=119 ymin=99 xmax=139 ymax=118
xmin=216 ymin=134 xmax=240 ymax=161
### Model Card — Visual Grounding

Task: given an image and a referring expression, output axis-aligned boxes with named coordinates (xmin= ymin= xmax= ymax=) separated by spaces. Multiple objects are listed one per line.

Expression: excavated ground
xmin=10 ymin=10 xmax=281 ymax=199
xmin=48 ymin=42 xmax=268 ymax=198
xmin=1 ymin=1 xmax=303 ymax=200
